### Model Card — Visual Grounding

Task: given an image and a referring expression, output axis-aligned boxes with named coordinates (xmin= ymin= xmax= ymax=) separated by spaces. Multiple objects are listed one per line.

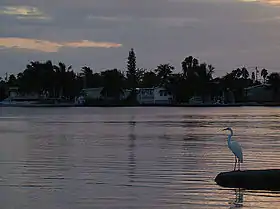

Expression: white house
xmin=154 ymin=87 xmax=173 ymax=104
xmin=121 ymin=89 xmax=132 ymax=100
xmin=1 ymin=87 xmax=42 ymax=106
xmin=137 ymin=88 xmax=154 ymax=104
xmin=80 ymin=87 xmax=103 ymax=100
xmin=8 ymin=87 xmax=19 ymax=98
xmin=7 ymin=87 xmax=40 ymax=99
xmin=245 ymin=84 xmax=274 ymax=102
xmin=79 ymin=87 xmax=131 ymax=101
xmin=137 ymin=87 xmax=173 ymax=104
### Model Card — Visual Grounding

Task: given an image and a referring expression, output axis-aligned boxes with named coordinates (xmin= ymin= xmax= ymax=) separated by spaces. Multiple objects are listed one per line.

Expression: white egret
xmin=223 ymin=127 xmax=243 ymax=171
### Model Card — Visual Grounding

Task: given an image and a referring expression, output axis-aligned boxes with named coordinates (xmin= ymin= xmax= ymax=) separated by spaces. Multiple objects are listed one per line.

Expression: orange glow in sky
xmin=0 ymin=38 xmax=122 ymax=52
xmin=241 ymin=0 xmax=280 ymax=5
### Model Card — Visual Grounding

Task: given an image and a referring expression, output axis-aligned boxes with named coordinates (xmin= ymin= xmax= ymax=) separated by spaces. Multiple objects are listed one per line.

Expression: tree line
xmin=1 ymin=48 xmax=280 ymax=103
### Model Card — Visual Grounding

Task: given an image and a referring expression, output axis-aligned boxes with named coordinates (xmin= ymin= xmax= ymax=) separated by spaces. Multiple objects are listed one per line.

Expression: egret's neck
xmin=227 ymin=130 xmax=233 ymax=145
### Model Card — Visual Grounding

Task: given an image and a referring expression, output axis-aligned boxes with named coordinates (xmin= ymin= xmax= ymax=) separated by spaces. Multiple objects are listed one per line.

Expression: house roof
xmin=245 ymin=84 xmax=271 ymax=90
xmin=82 ymin=87 xmax=103 ymax=91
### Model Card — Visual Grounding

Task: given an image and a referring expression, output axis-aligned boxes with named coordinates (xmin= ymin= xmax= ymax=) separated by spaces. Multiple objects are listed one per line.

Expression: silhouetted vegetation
xmin=1 ymin=48 xmax=280 ymax=104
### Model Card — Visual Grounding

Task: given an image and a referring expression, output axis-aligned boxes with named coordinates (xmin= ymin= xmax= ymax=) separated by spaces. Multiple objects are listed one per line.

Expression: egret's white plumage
xmin=229 ymin=140 xmax=243 ymax=163
xmin=223 ymin=127 xmax=243 ymax=170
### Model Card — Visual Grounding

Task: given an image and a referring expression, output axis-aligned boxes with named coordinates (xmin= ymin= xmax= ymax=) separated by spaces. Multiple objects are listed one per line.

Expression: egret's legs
xmin=238 ymin=160 xmax=241 ymax=171
xmin=234 ymin=157 xmax=237 ymax=171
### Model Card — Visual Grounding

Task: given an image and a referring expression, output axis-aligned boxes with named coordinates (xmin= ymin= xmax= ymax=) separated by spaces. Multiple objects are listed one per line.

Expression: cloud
xmin=1 ymin=0 xmax=280 ymax=77
xmin=0 ymin=38 xmax=122 ymax=52
xmin=0 ymin=5 xmax=50 ymax=20
xmin=241 ymin=0 xmax=280 ymax=5
xmin=64 ymin=40 xmax=122 ymax=49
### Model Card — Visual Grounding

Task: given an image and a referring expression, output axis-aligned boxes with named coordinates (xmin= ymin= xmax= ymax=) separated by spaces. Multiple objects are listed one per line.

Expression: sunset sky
xmin=1 ymin=0 xmax=280 ymax=77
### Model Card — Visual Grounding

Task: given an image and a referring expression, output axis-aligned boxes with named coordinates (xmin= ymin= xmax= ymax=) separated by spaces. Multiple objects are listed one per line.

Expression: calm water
xmin=0 ymin=106 xmax=280 ymax=209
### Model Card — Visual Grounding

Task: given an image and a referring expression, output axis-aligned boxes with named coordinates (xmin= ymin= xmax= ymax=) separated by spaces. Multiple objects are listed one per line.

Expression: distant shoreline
xmin=1 ymin=102 xmax=280 ymax=108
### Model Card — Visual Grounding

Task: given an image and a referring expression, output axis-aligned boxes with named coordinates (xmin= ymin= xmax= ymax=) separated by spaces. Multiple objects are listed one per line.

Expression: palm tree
xmin=181 ymin=56 xmax=198 ymax=78
xmin=101 ymin=69 xmax=125 ymax=100
xmin=261 ymin=68 xmax=268 ymax=83
xmin=267 ymin=72 xmax=280 ymax=101
xmin=141 ymin=71 xmax=158 ymax=87
xmin=251 ymin=72 xmax=256 ymax=82
xmin=22 ymin=61 xmax=43 ymax=94
xmin=53 ymin=62 xmax=72 ymax=98
xmin=241 ymin=67 xmax=249 ymax=79
xmin=207 ymin=65 xmax=215 ymax=79
xmin=235 ymin=68 xmax=242 ymax=79
xmin=154 ymin=63 xmax=174 ymax=86
xmin=40 ymin=60 xmax=55 ymax=97
xmin=0 ymin=79 xmax=6 ymax=101
xmin=81 ymin=66 xmax=94 ymax=88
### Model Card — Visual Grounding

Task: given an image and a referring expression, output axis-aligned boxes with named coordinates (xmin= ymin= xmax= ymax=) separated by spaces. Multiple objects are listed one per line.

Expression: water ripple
xmin=0 ymin=107 xmax=280 ymax=208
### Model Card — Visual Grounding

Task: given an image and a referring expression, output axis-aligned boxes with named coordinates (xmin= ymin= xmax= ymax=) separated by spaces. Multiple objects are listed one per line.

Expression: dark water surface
xmin=0 ymin=106 xmax=280 ymax=208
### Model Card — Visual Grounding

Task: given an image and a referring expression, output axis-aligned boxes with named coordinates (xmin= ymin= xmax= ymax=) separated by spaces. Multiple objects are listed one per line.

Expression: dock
xmin=215 ymin=169 xmax=280 ymax=191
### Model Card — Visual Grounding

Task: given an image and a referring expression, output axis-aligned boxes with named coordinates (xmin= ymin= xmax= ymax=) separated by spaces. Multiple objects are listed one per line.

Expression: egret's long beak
xmin=222 ymin=128 xmax=227 ymax=131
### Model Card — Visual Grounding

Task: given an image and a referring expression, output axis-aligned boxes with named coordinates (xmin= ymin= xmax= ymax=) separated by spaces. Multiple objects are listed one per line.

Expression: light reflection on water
xmin=0 ymin=106 xmax=280 ymax=208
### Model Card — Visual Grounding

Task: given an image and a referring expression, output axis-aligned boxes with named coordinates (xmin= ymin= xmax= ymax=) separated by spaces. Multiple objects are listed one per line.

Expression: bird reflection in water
xmin=229 ymin=188 xmax=244 ymax=208
xmin=128 ymin=116 xmax=136 ymax=184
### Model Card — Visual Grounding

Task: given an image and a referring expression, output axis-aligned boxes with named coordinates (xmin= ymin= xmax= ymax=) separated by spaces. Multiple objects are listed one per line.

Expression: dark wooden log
xmin=215 ymin=169 xmax=280 ymax=191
